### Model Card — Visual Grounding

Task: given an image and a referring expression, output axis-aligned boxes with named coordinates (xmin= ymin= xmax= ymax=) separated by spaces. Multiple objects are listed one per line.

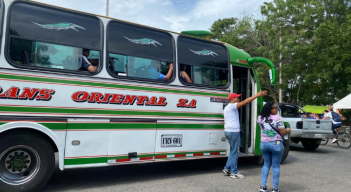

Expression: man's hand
xmin=256 ymin=90 xmax=268 ymax=97
xmin=168 ymin=63 xmax=173 ymax=69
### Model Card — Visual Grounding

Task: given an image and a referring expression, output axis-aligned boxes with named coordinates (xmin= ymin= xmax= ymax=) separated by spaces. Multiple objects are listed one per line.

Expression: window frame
xmin=177 ymin=35 xmax=231 ymax=89
xmin=106 ymin=20 xmax=176 ymax=84
xmin=4 ymin=1 xmax=104 ymax=76
xmin=0 ymin=0 xmax=4 ymax=54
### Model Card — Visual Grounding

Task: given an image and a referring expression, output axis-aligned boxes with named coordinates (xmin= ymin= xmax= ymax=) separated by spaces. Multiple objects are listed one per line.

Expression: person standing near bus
xmin=258 ymin=102 xmax=291 ymax=192
xmin=222 ymin=90 xmax=267 ymax=179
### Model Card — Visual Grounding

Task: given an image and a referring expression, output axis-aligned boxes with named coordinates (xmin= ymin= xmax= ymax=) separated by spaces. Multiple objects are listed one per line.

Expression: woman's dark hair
xmin=259 ymin=102 xmax=275 ymax=121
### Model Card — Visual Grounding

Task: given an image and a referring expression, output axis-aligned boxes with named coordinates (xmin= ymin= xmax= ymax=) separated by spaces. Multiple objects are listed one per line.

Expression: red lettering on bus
xmin=72 ymin=91 xmax=90 ymax=102
xmin=0 ymin=86 xmax=21 ymax=99
xmin=186 ymin=99 xmax=197 ymax=108
xmin=136 ymin=96 xmax=149 ymax=105
xmin=122 ymin=95 xmax=137 ymax=105
xmin=145 ymin=97 xmax=157 ymax=106
xmin=109 ymin=94 xmax=124 ymax=104
xmin=88 ymin=92 xmax=103 ymax=103
xmin=36 ymin=89 xmax=55 ymax=101
xmin=156 ymin=97 xmax=167 ymax=106
xmin=101 ymin=93 xmax=112 ymax=103
xmin=176 ymin=99 xmax=188 ymax=108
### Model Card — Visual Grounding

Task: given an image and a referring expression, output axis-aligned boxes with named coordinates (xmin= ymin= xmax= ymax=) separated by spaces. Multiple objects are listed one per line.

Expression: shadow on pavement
xmin=42 ymin=157 xmax=261 ymax=192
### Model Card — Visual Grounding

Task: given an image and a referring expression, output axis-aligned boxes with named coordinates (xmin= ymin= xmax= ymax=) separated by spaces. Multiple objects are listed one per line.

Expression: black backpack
xmin=331 ymin=111 xmax=342 ymax=122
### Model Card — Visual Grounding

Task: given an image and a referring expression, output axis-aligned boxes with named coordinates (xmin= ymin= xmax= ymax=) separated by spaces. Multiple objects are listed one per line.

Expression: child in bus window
xmin=180 ymin=64 xmax=193 ymax=83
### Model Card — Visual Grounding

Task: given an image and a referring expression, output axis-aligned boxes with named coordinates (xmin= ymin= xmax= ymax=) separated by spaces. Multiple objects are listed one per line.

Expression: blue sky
xmin=36 ymin=0 xmax=270 ymax=32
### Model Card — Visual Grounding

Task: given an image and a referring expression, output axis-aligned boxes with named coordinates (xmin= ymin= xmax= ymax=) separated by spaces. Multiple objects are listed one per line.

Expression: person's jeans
xmin=224 ymin=131 xmax=240 ymax=174
xmin=260 ymin=141 xmax=284 ymax=189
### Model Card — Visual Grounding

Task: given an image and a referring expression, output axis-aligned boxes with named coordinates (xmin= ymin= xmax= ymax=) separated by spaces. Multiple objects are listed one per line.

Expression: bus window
xmin=107 ymin=21 xmax=174 ymax=81
xmin=108 ymin=53 xmax=172 ymax=80
xmin=9 ymin=39 xmax=86 ymax=70
xmin=7 ymin=1 xmax=102 ymax=73
xmin=177 ymin=36 xmax=229 ymax=87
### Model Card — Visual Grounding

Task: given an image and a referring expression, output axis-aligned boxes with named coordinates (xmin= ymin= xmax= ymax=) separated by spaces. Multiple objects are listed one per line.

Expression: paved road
xmin=41 ymin=143 xmax=351 ymax=192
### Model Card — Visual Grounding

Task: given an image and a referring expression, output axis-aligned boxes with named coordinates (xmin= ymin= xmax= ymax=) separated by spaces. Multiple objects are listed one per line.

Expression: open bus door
xmin=232 ymin=66 xmax=256 ymax=154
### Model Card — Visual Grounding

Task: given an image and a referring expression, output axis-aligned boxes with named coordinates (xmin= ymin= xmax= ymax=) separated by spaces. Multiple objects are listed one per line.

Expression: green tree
xmin=260 ymin=0 xmax=351 ymax=106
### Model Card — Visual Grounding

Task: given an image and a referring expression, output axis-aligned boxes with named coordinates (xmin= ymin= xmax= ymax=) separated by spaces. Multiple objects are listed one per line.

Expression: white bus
xmin=0 ymin=0 xmax=286 ymax=191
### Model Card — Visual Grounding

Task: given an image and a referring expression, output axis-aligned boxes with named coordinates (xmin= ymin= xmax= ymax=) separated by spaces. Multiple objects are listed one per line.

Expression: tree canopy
xmin=210 ymin=0 xmax=351 ymax=106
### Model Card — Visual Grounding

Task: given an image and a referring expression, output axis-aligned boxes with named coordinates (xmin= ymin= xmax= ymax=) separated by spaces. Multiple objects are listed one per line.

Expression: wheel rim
xmin=337 ymin=133 xmax=351 ymax=149
xmin=0 ymin=145 xmax=41 ymax=185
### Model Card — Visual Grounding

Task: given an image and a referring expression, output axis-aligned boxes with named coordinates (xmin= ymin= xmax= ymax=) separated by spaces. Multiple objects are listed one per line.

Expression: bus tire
xmin=0 ymin=130 xmax=55 ymax=192
xmin=301 ymin=139 xmax=321 ymax=151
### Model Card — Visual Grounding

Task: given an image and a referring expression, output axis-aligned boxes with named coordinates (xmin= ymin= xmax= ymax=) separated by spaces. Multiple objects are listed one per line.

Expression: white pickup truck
xmin=277 ymin=103 xmax=334 ymax=150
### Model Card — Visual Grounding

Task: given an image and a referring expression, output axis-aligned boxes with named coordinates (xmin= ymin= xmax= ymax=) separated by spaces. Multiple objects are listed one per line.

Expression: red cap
xmin=228 ymin=93 xmax=241 ymax=100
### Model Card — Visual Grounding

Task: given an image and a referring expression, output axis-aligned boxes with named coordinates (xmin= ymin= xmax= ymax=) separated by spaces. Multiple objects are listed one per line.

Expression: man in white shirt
xmin=222 ymin=90 xmax=267 ymax=179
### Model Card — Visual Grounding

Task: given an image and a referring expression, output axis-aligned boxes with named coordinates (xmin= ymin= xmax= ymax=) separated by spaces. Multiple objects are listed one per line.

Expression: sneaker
xmin=260 ymin=186 xmax=268 ymax=192
xmin=230 ymin=173 xmax=245 ymax=179
xmin=222 ymin=169 xmax=230 ymax=176
xmin=272 ymin=188 xmax=280 ymax=192
xmin=332 ymin=138 xmax=337 ymax=143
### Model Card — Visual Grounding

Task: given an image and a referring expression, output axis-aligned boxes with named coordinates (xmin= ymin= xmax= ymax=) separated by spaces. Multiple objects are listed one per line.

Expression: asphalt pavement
xmin=41 ymin=142 xmax=351 ymax=192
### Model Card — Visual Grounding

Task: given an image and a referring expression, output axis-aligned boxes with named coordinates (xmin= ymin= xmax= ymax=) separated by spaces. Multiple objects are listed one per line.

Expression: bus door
xmin=107 ymin=119 xmax=157 ymax=164
xmin=232 ymin=66 xmax=256 ymax=154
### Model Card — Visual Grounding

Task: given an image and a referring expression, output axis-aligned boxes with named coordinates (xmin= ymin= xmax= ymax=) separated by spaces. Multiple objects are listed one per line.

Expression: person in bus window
xmin=80 ymin=49 xmax=98 ymax=73
xmin=222 ymin=90 xmax=267 ymax=179
xmin=180 ymin=64 xmax=193 ymax=83
xmin=148 ymin=60 xmax=173 ymax=81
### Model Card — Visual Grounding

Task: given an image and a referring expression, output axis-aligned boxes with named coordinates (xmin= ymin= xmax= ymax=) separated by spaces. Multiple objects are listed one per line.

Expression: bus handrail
xmin=247 ymin=57 xmax=276 ymax=84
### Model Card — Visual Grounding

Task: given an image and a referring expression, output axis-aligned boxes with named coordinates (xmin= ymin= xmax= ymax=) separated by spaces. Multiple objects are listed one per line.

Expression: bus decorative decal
xmin=31 ymin=21 xmax=85 ymax=32
xmin=123 ymin=36 xmax=162 ymax=47
xmin=72 ymin=91 xmax=168 ymax=106
xmin=188 ymin=49 xmax=219 ymax=57
xmin=0 ymin=86 xmax=55 ymax=101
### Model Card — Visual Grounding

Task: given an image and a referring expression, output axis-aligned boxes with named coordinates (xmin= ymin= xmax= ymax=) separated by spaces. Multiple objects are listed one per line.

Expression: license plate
xmin=161 ymin=134 xmax=182 ymax=147
xmin=314 ymin=134 xmax=325 ymax=138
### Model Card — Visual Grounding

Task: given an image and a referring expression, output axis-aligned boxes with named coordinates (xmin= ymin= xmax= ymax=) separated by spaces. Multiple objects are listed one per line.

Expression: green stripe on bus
xmin=68 ymin=123 xmax=110 ymax=130
xmin=0 ymin=73 xmax=227 ymax=97
xmin=64 ymin=157 xmax=107 ymax=165
xmin=110 ymin=123 xmax=156 ymax=129
xmin=157 ymin=124 xmax=223 ymax=129
xmin=0 ymin=106 xmax=224 ymax=119
xmin=40 ymin=123 xmax=66 ymax=130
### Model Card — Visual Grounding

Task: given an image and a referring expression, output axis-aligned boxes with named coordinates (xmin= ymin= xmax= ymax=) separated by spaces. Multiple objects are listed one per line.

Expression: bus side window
xmin=108 ymin=53 xmax=172 ymax=81
xmin=107 ymin=20 xmax=174 ymax=82
xmin=177 ymin=36 xmax=229 ymax=87
xmin=7 ymin=2 xmax=102 ymax=74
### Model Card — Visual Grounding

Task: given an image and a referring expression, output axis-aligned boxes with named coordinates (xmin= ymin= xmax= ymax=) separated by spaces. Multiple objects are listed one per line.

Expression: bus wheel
xmin=0 ymin=131 xmax=55 ymax=192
